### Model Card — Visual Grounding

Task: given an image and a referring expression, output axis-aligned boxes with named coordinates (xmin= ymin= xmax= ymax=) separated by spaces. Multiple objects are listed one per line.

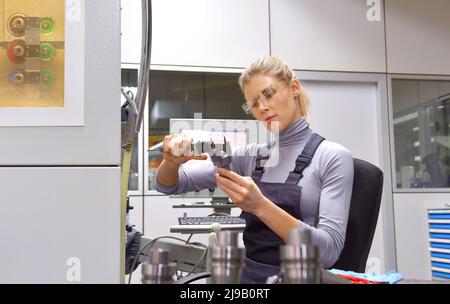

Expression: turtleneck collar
xmin=278 ymin=117 xmax=311 ymax=147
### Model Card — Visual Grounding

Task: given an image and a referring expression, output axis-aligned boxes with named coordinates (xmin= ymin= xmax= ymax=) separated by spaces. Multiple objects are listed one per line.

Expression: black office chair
xmin=331 ymin=158 xmax=383 ymax=273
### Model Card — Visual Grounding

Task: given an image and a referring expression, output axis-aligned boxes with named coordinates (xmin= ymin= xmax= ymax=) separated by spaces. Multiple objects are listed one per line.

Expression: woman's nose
xmin=258 ymin=99 xmax=269 ymax=112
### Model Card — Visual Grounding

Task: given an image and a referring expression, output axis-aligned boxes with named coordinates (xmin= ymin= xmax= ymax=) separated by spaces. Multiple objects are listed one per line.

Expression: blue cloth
xmin=329 ymin=269 xmax=404 ymax=284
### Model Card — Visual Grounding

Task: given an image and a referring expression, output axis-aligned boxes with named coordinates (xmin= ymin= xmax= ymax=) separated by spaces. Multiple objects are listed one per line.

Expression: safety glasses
xmin=241 ymin=83 xmax=286 ymax=115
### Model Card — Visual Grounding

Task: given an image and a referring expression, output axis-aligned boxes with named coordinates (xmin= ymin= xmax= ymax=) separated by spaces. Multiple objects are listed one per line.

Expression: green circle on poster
xmin=40 ymin=17 xmax=55 ymax=35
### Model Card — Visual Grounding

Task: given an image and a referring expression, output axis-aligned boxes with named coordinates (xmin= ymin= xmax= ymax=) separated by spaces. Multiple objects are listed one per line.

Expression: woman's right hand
xmin=162 ymin=134 xmax=207 ymax=167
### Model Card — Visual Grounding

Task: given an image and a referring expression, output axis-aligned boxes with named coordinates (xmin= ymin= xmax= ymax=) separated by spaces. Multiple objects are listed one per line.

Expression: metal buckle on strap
xmin=293 ymin=166 xmax=306 ymax=175
xmin=255 ymin=154 xmax=269 ymax=171
xmin=296 ymin=155 xmax=311 ymax=165
xmin=293 ymin=156 xmax=310 ymax=174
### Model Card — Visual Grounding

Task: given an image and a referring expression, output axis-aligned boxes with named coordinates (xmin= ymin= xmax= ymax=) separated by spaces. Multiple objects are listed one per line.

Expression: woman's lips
xmin=265 ymin=115 xmax=277 ymax=122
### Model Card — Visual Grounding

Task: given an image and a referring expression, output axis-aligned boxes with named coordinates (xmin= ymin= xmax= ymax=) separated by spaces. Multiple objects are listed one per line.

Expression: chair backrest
xmin=331 ymin=158 xmax=383 ymax=273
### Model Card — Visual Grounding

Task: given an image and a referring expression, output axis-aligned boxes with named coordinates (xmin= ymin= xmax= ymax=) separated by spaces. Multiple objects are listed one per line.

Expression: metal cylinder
xmin=141 ymin=248 xmax=177 ymax=284
xmin=209 ymin=231 xmax=245 ymax=284
xmin=280 ymin=228 xmax=321 ymax=284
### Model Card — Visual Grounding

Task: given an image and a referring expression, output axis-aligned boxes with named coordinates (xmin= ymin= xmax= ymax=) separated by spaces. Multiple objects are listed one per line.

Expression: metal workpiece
xmin=280 ymin=244 xmax=321 ymax=284
xmin=287 ymin=226 xmax=312 ymax=245
xmin=217 ymin=229 xmax=240 ymax=246
xmin=209 ymin=231 xmax=245 ymax=284
xmin=191 ymin=137 xmax=233 ymax=169
xmin=280 ymin=228 xmax=322 ymax=284
xmin=141 ymin=248 xmax=177 ymax=284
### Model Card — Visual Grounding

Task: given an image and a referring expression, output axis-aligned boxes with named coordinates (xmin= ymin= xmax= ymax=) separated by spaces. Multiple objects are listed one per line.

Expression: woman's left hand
xmin=216 ymin=167 xmax=269 ymax=215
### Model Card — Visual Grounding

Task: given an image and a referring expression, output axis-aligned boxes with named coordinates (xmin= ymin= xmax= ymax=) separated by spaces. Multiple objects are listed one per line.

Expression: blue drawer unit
xmin=428 ymin=209 xmax=450 ymax=281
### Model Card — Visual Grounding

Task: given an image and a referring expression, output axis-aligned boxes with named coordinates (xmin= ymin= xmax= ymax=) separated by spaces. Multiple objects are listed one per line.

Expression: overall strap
xmin=251 ymin=144 xmax=271 ymax=181
xmin=285 ymin=133 xmax=325 ymax=184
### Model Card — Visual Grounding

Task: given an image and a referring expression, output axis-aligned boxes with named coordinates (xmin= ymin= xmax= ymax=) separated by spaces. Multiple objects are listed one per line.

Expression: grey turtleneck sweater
xmin=155 ymin=118 xmax=354 ymax=268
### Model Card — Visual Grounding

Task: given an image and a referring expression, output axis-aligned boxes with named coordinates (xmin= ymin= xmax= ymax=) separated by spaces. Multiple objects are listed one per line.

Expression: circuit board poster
xmin=0 ymin=0 xmax=64 ymax=108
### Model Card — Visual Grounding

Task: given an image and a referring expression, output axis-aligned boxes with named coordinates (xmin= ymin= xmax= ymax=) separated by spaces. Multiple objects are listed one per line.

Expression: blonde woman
xmin=155 ymin=56 xmax=354 ymax=283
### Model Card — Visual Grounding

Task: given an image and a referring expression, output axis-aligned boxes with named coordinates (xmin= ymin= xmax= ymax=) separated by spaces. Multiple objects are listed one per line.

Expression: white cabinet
xmin=305 ymin=79 xmax=381 ymax=165
xmin=0 ymin=167 xmax=121 ymax=283
xmin=0 ymin=1 xmax=122 ymax=284
xmin=121 ymin=0 xmax=142 ymax=64
xmin=385 ymin=0 xmax=450 ymax=75
xmin=151 ymin=0 xmax=270 ymax=67
xmin=394 ymin=193 xmax=450 ymax=280
xmin=271 ymin=0 xmax=386 ymax=72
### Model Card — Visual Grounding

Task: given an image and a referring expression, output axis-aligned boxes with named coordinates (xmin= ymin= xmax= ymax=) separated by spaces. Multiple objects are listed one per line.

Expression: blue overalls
xmin=240 ymin=133 xmax=325 ymax=284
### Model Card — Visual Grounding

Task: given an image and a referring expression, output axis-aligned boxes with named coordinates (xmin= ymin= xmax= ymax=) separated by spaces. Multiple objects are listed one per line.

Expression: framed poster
xmin=0 ymin=0 xmax=84 ymax=126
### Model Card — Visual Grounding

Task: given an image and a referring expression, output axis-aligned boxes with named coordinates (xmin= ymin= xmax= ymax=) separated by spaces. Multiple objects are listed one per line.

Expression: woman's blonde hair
xmin=238 ymin=56 xmax=310 ymax=118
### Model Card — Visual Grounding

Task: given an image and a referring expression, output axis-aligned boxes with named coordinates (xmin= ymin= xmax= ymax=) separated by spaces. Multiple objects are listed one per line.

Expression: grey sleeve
xmin=154 ymin=157 xmax=217 ymax=195
xmin=301 ymin=144 xmax=354 ymax=268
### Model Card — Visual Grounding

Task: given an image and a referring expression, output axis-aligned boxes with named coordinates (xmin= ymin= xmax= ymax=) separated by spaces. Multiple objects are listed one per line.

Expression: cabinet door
xmin=386 ymin=0 xmax=450 ymax=75
xmin=151 ymin=0 xmax=270 ymax=67
xmin=0 ymin=167 xmax=121 ymax=283
xmin=394 ymin=193 xmax=450 ymax=280
xmin=121 ymin=0 xmax=142 ymax=64
xmin=306 ymin=80 xmax=381 ymax=165
xmin=303 ymin=77 xmax=389 ymax=273
xmin=271 ymin=0 xmax=386 ymax=72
